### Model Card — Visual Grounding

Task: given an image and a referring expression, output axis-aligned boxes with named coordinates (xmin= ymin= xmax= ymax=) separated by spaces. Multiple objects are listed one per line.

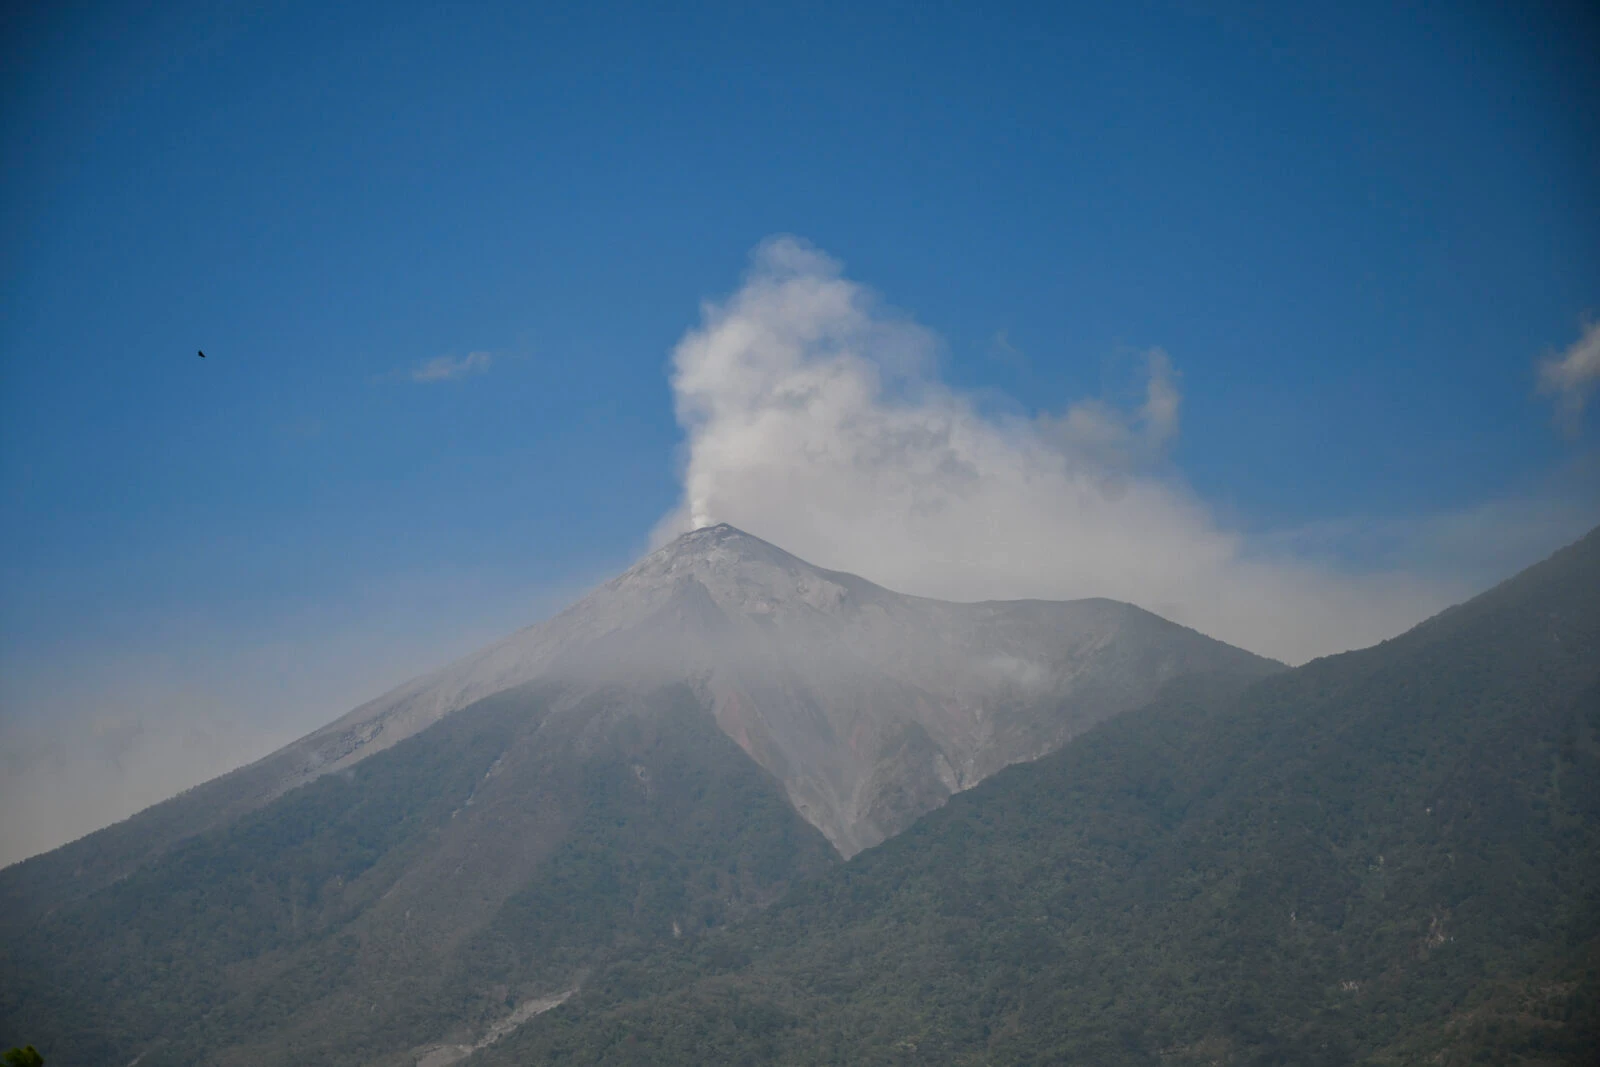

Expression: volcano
xmin=0 ymin=525 xmax=1279 ymax=1065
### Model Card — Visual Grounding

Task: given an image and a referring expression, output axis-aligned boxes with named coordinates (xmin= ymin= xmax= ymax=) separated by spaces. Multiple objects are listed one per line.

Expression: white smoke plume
xmin=652 ymin=236 xmax=1569 ymax=665
xmin=1539 ymin=318 xmax=1600 ymax=434
xmin=411 ymin=350 xmax=493 ymax=383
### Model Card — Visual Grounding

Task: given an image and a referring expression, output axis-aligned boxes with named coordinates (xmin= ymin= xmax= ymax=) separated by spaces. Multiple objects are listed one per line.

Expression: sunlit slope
xmin=489 ymin=526 xmax=1600 ymax=1066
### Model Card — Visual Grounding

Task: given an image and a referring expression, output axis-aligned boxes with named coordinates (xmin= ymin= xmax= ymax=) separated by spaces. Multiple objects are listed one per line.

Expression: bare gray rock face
xmin=275 ymin=524 xmax=1280 ymax=856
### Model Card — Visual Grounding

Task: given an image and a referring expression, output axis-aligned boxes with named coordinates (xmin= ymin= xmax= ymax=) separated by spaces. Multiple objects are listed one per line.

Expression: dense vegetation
xmin=0 ymin=684 xmax=838 ymax=1065
xmin=478 ymin=529 xmax=1600 ymax=1065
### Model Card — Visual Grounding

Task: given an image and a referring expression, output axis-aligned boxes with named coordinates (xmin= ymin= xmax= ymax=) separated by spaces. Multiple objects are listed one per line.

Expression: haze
xmin=2 ymin=1 xmax=1597 ymax=869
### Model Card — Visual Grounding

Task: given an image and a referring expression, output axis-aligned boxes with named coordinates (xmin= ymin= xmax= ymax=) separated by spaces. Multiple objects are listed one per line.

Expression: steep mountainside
xmin=483 ymin=526 xmax=1600 ymax=1066
xmin=0 ymin=683 xmax=840 ymax=1065
xmin=0 ymin=526 xmax=1277 ymax=1064
xmin=1 ymin=524 xmax=1276 ymax=933
xmin=237 ymin=524 xmax=1278 ymax=856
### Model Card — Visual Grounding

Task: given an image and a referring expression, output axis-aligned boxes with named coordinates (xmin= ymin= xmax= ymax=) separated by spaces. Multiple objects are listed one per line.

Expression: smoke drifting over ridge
xmin=654 ymin=237 xmax=1496 ymax=665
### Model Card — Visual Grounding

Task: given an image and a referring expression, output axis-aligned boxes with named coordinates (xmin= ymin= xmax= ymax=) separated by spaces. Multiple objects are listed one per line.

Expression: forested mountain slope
xmin=0 ymin=684 xmax=839 ymax=1065
xmin=490 ymin=526 xmax=1600 ymax=1066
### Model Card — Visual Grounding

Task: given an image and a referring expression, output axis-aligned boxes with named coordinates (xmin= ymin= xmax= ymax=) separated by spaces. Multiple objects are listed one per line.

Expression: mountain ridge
xmin=0 ymin=525 xmax=1282 ymax=1065
xmin=479 ymin=523 xmax=1600 ymax=1066
xmin=265 ymin=522 xmax=1283 ymax=855
xmin=5 ymin=528 xmax=1593 ymax=1065
xmin=2 ymin=524 xmax=1277 ymax=907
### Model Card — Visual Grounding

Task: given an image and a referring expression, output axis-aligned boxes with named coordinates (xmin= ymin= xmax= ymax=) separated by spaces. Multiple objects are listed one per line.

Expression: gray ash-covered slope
xmin=2 ymin=524 xmax=1277 ymax=928
xmin=220 ymin=522 xmax=1280 ymax=857
xmin=0 ymin=525 xmax=1278 ymax=1066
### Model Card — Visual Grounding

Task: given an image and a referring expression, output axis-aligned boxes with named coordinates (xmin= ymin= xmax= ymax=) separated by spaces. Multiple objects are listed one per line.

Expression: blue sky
xmin=2 ymin=0 xmax=1598 ymax=861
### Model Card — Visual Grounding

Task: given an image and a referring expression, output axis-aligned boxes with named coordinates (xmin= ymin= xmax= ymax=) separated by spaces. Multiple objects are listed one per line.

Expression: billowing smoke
xmin=653 ymin=237 xmax=1548 ymax=665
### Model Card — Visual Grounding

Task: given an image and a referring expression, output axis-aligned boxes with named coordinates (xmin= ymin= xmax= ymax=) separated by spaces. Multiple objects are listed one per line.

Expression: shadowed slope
xmin=0 ymin=683 xmax=838 ymax=1065
xmin=488 ymin=526 xmax=1600 ymax=1066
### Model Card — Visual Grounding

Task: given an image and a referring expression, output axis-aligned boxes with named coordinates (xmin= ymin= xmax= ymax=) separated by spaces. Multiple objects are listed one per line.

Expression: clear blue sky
xmin=2 ymin=0 xmax=1598 ymax=859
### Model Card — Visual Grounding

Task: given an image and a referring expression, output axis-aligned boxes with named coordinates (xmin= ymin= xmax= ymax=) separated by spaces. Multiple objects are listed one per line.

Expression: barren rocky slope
xmin=251 ymin=523 xmax=1280 ymax=855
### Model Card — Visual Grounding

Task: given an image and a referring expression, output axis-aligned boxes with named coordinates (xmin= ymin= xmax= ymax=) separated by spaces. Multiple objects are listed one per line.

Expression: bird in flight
xmin=198 ymin=350 xmax=206 ymax=358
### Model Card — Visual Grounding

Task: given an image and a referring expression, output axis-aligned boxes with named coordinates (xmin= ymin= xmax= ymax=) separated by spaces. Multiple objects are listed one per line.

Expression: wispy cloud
xmin=653 ymin=236 xmax=1595 ymax=665
xmin=987 ymin=329 xmax=1027 ymax=369
xmin=1538 ymin=319 xmax=1600 ymax=434
xmin=1036 ymin=348 xmax=1180 ymax=470
xmin=410 ymin=350 xmax=493 ymax=383
xmin=1256 ymin=458 xmax=1600 ymax=591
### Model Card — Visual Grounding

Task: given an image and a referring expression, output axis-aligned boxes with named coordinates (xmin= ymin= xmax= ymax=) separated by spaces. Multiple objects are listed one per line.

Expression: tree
xmin=2 ymin=1048 xmax=43 ymax=1067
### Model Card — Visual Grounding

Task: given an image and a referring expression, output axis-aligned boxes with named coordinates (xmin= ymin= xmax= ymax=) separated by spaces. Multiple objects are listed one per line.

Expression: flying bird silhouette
xmin=198 ymin=350 xmax=206 ymax=358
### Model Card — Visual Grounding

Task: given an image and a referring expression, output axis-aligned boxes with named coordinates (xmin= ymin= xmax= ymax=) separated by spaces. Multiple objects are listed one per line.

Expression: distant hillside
xmin=485 ymin=526 xmax=1600 ymax=1066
